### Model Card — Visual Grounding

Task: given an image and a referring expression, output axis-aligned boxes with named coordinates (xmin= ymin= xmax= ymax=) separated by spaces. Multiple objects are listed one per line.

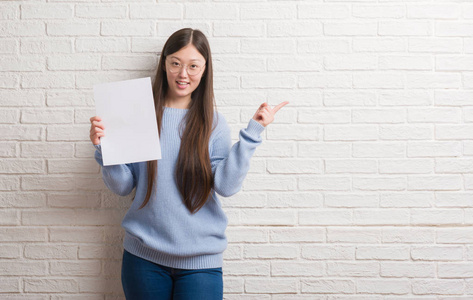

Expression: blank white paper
xmin=93 ymin=77 xmax=161 ymax=166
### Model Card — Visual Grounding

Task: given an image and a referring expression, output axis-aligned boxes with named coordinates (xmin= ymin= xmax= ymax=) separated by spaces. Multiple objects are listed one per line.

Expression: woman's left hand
xmin=252 ymin=101 xmax=289 ymax=127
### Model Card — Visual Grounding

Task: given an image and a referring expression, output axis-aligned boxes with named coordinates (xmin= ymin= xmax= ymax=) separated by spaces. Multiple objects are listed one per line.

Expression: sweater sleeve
xmin=210 ymin=117 xmax=265 ymax=197
xmin=94 ymin=143 xmax=136 ymax=196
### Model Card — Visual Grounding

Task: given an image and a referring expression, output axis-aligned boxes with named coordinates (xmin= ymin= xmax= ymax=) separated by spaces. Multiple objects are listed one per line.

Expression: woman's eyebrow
xmin=169 ymin=56 xmax=202 ymax=62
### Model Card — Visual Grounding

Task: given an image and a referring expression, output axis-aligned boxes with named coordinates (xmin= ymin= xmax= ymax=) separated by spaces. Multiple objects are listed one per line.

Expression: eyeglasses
xmin=165 ymin=59 xmax=205 ymax=76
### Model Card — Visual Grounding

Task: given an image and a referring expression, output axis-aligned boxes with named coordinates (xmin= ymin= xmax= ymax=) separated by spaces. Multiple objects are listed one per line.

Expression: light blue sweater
xmin=93 ymin=106 xmax=265 ymax=269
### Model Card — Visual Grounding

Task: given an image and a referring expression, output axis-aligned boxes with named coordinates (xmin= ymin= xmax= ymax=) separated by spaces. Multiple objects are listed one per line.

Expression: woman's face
xmin=164 ymin=44 xmax=206 ymax=104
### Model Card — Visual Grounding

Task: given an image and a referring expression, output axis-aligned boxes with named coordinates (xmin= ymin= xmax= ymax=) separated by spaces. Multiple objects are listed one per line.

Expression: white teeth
xmin=177 ymin=81 xmax=188 ymax=84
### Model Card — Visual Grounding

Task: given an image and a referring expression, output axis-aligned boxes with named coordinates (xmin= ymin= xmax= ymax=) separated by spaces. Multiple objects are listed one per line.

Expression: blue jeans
xmin=121 ymin=249 xmax=223 ymax=300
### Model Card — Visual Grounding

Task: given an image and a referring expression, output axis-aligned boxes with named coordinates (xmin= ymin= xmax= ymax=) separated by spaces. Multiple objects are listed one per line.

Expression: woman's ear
xmin=162 ymin=58 xmax=166 ymax=72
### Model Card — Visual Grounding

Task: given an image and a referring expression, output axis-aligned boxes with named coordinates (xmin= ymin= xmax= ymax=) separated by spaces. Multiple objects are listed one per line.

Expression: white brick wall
xmin=1 ymin=0 xmax=472 ymax=298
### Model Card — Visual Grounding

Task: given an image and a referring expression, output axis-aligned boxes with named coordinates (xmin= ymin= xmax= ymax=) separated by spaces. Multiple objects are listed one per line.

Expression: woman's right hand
xmin=90 ymin=116 xmax=105 ymax=145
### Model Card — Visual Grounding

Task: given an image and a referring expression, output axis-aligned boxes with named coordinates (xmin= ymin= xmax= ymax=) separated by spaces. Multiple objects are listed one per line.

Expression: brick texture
xmin=1 ymin=0 xmax=472 ymax=298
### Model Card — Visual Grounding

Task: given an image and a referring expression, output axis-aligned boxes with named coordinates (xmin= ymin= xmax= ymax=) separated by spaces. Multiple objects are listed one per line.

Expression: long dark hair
xmin=138 ymin=28 xmax=217 ymax=214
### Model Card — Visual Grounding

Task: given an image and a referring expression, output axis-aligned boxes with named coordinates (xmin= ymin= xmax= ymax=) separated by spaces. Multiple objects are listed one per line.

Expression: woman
xmin=90 ymin=28 xmax=288 ymax=300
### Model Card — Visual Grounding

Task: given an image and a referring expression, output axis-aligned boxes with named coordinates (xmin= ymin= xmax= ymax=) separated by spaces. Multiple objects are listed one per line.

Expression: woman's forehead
xmin=168 ymin=44 xmax=205 ymax=62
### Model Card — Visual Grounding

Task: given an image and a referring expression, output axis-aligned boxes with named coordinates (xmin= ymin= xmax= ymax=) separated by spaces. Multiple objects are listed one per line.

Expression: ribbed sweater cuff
xmin=94 ymin=143 xmax=102 ymax=154
xmin=93 ymin=143 xmax=104 ymax=167
xmin=246 ymin=118 xmax=265 ymax=138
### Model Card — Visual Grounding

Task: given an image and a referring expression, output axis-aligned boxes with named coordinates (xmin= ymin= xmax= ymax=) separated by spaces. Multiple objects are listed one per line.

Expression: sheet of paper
xmin=93 ymin=77 xmax=161 ymax=166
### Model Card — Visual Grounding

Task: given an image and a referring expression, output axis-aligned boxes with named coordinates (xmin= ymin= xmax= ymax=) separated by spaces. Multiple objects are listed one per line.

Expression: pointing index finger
xmin=271 ymin=101 xmax=289 ymax=114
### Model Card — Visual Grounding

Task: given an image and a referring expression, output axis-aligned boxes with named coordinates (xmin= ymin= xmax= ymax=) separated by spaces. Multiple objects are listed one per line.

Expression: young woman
xmin=89 ymin=28 xmax=288 ymax=300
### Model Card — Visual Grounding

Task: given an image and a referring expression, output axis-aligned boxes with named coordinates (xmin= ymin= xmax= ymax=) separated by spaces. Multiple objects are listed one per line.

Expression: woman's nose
xmin=178 ymin=66 xmax=188 ymax=76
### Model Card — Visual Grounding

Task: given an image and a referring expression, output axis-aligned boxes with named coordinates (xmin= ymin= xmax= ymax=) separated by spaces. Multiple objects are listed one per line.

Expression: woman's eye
xmin=191 ymin=65 xmax=198 ymax=69
xmin=172 ymin=62 xmax=180 ymax=66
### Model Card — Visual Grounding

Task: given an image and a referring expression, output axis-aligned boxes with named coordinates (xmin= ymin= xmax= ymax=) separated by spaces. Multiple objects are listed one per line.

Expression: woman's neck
xmin=164 ymin=95 xmax=191 ymax=109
